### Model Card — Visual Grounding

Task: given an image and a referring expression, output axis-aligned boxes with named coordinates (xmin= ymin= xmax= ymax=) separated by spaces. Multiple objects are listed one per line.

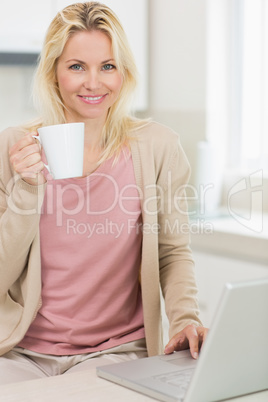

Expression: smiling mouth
xmin=78 ymin=94 xmax=107 ymax=105
xmin=82 ymin=95 xmax=104 ymax=101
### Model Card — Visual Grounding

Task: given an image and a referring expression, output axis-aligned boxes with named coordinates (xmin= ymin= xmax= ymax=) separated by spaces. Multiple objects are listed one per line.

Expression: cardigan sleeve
xmin=157 ymin=138 xmax=202 ymax=338
xmin=0 ymin=128 xmax=46 ymax=296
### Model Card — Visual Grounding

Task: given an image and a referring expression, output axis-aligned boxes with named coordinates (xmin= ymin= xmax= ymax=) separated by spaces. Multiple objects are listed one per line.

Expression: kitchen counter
xmin=190 ymin=211 xmax=268 ymax=265
xmin=0 ymin=367 xmax=267 ymax=402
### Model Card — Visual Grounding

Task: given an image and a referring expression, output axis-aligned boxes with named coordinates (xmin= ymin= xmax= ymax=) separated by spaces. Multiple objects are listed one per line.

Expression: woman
xmin=0 ymin=2 xmax=207 ymax=384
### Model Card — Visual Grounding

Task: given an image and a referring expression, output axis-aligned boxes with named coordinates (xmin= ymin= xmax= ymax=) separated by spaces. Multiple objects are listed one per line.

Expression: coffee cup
xmin=34 ymin=122 xmax=84 ymax=180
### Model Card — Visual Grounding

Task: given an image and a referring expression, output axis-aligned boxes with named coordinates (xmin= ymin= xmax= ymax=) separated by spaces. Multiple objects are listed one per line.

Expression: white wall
xmin=147 ymin=0 xmax=207 ymax=185
xmin=148 ymin=0 xmax=206 ymax=111
xmin=0 ymin=66 xmax=36 ymax=130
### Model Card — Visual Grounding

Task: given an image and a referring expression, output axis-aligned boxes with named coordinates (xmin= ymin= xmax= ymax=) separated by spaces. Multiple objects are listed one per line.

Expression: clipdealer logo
xmin=5 ymin=170 xmax=264 ymax=235
xmin=227 ymin=170 xmax=263 ymax=233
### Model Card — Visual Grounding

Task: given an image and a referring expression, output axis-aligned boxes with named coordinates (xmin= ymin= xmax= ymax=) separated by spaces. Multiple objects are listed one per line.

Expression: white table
xmin=0 ymin=368 xmax=267 ymax=401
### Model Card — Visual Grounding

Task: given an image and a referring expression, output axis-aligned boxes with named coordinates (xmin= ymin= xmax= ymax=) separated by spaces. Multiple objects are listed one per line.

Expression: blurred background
xmin=0 ymin=0 xmax=267 ymax=330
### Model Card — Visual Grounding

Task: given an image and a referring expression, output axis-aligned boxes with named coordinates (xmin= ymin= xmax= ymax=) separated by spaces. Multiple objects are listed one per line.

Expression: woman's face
xmin=56 ymin=30 xmax=123 ymax=125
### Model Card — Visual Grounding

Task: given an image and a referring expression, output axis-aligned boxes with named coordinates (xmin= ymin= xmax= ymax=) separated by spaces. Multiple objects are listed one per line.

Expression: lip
xmin=78 ymin=94 xmax=107 ymax=105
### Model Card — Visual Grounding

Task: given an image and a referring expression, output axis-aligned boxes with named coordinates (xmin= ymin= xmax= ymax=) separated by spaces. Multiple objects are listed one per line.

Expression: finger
xmin=10 ymin=143 xmax=41 ymax=167
xmin=20 ymin=161 xmax=45 ymax=178
xmin=183 ymin=326 xmax=200 ymax=360
xmin=12 ymin=150 xmax=43 ymax=174
xmin=9 ymin=133 xmax=37 ymax=155
xmin=196 ymin=326 xmax=209 ymax=349
xmin=164 ymin=332 xmax=188 ymax=354
xmin=164 ymin=340 xmax=178 ymax=354
xmin=10 ymin=133 xmax=42 ymax=175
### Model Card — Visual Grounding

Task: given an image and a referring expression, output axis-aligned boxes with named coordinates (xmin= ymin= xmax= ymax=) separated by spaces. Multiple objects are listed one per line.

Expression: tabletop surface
xmin=0 ymin=368 xmax=267 ymax=402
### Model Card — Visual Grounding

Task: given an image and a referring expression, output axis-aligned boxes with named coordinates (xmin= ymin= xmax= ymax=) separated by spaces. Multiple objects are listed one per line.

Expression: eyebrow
xmin=65 ymin=58 xmax=115 ymax=64
xmin=101 ymin=58 xmax=116 ymax=64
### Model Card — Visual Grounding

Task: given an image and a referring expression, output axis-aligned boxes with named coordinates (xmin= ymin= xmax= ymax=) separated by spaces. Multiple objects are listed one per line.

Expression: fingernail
xmin=193 ymin=352 xmax=198 ymax=359
xmin=164 ymin=346 xmax=172 ymax=354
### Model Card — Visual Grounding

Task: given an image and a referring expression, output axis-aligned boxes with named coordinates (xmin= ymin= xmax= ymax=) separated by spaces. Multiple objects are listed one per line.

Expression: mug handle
xmin=32 ymin=135 xmax=51 ymax=173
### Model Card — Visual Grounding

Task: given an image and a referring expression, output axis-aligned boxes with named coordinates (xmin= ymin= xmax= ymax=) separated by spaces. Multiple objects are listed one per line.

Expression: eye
xmin=69 ymin=64 xmax=84 ymax=71
xmin=102 ymin=63 xmax=116 ymax=71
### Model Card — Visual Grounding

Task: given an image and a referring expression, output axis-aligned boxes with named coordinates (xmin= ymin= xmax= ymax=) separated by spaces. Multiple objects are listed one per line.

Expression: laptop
xmin=96 ymin=278 xmax=268 ymax=402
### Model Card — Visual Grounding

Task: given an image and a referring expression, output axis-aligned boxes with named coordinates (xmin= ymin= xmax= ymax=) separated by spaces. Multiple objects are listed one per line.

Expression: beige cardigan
xmin=0 ymin=122 xmax=202 ymax=357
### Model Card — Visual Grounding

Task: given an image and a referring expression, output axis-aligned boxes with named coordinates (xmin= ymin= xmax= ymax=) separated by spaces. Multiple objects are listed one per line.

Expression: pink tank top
xmin=19 ymin=149 xmax=145 ymax=355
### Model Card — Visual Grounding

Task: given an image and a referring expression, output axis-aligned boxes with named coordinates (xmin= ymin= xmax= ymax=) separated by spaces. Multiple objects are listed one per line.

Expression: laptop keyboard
xmin=154 ymin=368 xmax=194 ymax=392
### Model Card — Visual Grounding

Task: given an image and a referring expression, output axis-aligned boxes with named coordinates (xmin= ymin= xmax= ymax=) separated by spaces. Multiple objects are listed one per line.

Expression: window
xmin=230 ymin=0 xmax=268 ymax=172
xmin=206 ymin=0 xmax=268 ymax=175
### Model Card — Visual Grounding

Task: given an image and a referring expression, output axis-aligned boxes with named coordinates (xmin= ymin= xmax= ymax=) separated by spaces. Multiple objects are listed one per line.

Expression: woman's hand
xmin=9 ymin=133 xmax=46 ymax=186
xmin=164 ymin=324 xmax=209 ymax=359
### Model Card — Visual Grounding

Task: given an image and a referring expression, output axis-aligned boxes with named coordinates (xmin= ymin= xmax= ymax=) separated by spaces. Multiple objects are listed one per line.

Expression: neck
xmin=65 ymin=114 xmax=106 ymax=149
xmin=84 ymin=125 xmax=103 ymax=150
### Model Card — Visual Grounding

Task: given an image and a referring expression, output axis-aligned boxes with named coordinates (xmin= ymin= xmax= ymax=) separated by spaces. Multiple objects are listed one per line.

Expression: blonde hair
xmin=26 ymin=2 xmax=149 ymax=161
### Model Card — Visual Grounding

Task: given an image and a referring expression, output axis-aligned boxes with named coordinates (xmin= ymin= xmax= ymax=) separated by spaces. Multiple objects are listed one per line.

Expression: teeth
xmin=83 ymin=95 xmax=103 ymax=101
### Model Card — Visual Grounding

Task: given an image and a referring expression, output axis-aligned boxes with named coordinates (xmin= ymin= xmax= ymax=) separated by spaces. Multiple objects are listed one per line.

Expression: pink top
xmin=19 ymin=149 xmax=145 ymax=355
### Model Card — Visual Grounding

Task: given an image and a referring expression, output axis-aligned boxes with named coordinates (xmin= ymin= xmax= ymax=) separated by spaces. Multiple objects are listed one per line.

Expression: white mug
xmin=34 ymin=123 xmax=85 ymax=180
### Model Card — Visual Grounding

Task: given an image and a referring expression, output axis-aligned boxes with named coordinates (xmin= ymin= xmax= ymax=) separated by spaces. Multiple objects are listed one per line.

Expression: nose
xmin=83 ymin=69 xmax=101 ymax=90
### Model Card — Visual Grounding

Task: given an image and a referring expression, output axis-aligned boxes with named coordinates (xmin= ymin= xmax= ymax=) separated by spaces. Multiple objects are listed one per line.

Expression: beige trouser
xmin=0 ymin=339 xmax=147 ymax=385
